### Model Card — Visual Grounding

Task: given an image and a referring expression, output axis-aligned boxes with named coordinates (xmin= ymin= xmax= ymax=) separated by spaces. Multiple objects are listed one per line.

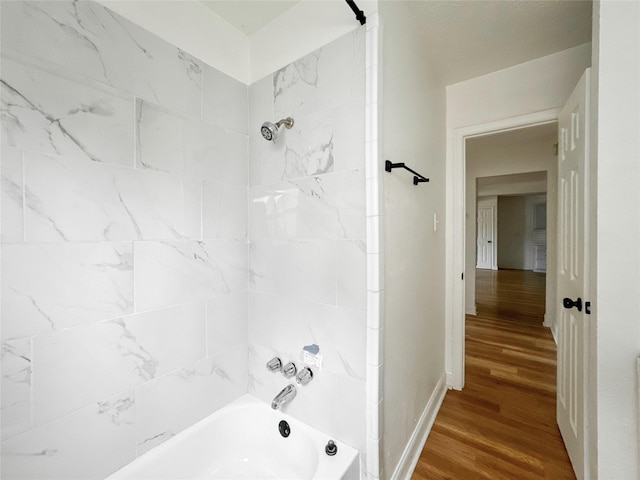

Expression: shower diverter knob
xmin=266 ymin=357 xmax=282 ymax=372
xmin=282 ymin=362 xmax=297 ymax=378
xmin=296 ymin=367 xmax=313 ymax=385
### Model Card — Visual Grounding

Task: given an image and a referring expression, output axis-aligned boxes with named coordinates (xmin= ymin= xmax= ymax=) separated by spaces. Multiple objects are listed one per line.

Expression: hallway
xmin=413 ymin=269 xmax=575 ymax=479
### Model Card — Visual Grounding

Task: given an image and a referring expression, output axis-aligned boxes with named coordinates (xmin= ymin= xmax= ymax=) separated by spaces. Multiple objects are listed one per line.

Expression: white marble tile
xmin=249 ymin=169 xmax=366 ymax=240
xmin=251 ymin=110 xmax=334 ymax=186
xmin=248 ymin=131 xmax=287 ymax=186
xmin=367 ymin=291 xmax=384 ymax=330
xmin=280 ymin=110 xmax=336 ymax=180
xmin=0 ymin=1 xmax=21 ymax=53
xmin=203 ymin=65 xmax=248 ymax=135
xmin=332 ymin=99 xmax=366 ymax=173
xmin=366 ymin=363 xmax=382 ymax=404
xmin=337 ymin=240 xmax=367 ymax=310
xmin=134 ymin=240 xmax=247 ymax=312
xmin=248 ymin=341 xmax=337 ymax=438
xmin=247 ymin=342 xmax=285 ymax=405
xmin=135 ymin=99 xmax=184 ymax=175
xmin=135 ymin=344 xmax=247 ymax=454
xmin=184 ymin=118 xmax=248 ymax=186
xmin=202 ymin=181 xmax=247 ymax=240
xmin=366 ymin=215 xmax=381 ymax=254
xmin=32 ymin=302 xmax=205 ymax=426
xmin=248 ymin=74 xmax=274 ymax=137
xmin=336 ymin=375 xmax=366 ymax=452
xmin=1 ymin=242 xmax=133 ymax=341
xmin=365 ymin=103 xmax=378 ymax=144
xmin=365 ymin=436 xmax=381 ymax=477
xmin=1 ymin=390 xmax=135 ymax=480
xmin=366 ymin=253 xmax=383 ymax=293
xmin=366 ymin=327 xmax=382 ymax=368
xmin=1 ymin=146 xmax=23 ymax=243
xmin=273 ymin=27 xmax=365 ymax=120
xmin=183 ymin=176 xmax=203 ymax=239
xmin=250 ymin=105 xmax=364 ymax=186
xmin=249 ymin=239 xmax=336 ymax=305
xmin=314 ymin=306 xmax=367 ymax=381
xmin=283 ymin=366 xmax=337 ymax=438
xmin=1 ymin=339 xmax=32 ymax=441
xmin=269 ymin=298 xmax=334 ymax=364
xmin=207 ymin=293 xmax=248 ymax=356
xmin=365 ymin=139 xmax=380 ymax=181
xmin=251 ymin=294 xmax=365 ymax=381
xmin=366 ymin=398 xmax=383 ymax=443
xmin=1 ymin=53 xmax=134 ymax=167
xmin=247 ymin=292 xmax=273 ymax=348
xmin=6 ymin=1 xmax=202 ymax=116
xmin=24 ymin=152 xmax=183 ymax=242
xmin=366 ymin=176 xmax=381 ymax=217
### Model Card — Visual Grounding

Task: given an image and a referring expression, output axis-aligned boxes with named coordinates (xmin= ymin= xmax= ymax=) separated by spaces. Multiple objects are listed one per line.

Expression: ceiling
xmin=408 ymin=0 xmax=592 ymax=84
xmin=201 ymin=0 xmax=592 ymax=85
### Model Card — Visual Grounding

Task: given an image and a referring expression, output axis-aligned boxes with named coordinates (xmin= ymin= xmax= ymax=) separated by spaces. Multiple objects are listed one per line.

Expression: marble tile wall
xmin=0 ymin=1 xmax=248 ymax=478
xmin=247 ymin=27 xmax=368 ymax=467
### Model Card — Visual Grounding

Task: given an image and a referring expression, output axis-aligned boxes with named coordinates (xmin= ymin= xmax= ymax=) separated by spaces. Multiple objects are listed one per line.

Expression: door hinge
xmin=585 ymin=301 xmax=591 ymax=314
xmin=461 ymin=272 xmax=464 ymax=280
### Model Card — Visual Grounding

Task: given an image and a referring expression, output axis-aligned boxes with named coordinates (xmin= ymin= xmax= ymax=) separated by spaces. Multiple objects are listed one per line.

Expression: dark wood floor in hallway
xmin=413 ymin=269 xmax=576 ymax=480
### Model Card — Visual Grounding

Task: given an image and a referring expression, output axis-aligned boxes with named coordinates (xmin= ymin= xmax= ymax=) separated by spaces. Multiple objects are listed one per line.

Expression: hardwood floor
xmin=412 ymin=269 xmax=575 ymax=480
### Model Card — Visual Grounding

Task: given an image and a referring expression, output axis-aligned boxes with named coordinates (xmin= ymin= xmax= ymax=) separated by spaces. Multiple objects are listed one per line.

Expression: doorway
xmin=465 ymin=124 xmax=558 ymax=325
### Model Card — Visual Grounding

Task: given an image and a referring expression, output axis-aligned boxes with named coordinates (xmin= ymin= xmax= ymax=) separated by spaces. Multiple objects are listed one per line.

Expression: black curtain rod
xmin=345 ymin=0 xmax=366 ymax=25
xmin=385 ymin=160 xmax=430 ymax=186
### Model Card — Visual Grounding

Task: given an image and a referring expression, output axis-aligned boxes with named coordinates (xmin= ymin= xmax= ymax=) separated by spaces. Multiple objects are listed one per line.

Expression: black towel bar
xmin=385 ymin=160 xmax=430 ymax=186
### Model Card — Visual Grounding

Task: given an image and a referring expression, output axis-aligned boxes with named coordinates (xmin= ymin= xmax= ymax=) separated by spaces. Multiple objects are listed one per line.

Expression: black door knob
xmin=563 ymin=297 xmax=583 ymax=312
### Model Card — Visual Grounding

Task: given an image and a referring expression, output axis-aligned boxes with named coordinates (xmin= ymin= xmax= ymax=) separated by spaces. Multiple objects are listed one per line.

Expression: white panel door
xmin=557 ymin=69 xmax=590 ymax=480
xmin=476 ymin=206 xmax=494 ymax=269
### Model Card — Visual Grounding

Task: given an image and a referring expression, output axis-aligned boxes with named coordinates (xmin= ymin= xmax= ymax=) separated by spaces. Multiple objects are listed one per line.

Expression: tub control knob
xmin=325 ymin=440 xmax=337 ymax=456
xmin=296 ymin=367 xmax=313 ymax=385
xmin=266 ymin=357 xmax=282 ymax=372
xmin=282 ymin=362 xmax=297 ymax=378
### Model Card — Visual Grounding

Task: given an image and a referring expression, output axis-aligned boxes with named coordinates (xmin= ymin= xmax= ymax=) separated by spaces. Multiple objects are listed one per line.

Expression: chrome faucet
xmin=271 ymin=384 xmax=297 ymax=410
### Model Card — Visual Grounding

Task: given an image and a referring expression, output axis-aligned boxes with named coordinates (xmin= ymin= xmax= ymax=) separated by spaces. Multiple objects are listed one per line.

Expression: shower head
xmin=261 ymin=117 xmax=294 ymax=142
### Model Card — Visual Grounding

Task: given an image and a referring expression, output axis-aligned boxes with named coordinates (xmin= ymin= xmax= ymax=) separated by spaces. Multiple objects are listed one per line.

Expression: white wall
xmin=379 ymin=2 xmax=447 ymax=478
xmin=591 ymin=1 xmax=640 ymax=478
xmin=496 ymin=194 xmax=546 ymax=271
xmin=497 ymin=196 xmax=528 ymax=269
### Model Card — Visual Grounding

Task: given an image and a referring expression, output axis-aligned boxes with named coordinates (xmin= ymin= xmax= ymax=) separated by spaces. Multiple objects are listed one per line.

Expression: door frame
xmin=445 ymin=108 xmax=560 ymax=390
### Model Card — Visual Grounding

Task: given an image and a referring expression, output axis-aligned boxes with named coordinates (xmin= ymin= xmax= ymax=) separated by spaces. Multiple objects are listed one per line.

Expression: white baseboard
xmin=390 ymin=374 xmax=447 ymax=480
xmin=465 ymin=304 xmax=476 ymax=315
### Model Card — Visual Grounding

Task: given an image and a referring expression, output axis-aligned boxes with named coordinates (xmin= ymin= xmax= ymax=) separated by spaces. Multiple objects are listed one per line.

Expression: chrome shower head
xmin=260 ymin=117 xmax=294 ymax=142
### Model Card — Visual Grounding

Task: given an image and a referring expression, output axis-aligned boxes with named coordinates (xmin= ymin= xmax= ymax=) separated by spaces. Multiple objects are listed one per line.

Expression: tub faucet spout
xmin=272 ymin=384 xmax=297 ymax=410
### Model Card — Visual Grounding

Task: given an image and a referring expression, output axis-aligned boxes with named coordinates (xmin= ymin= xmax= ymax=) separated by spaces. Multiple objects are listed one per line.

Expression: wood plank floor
xmin=412 ymin=269 xmax=575 ymax=480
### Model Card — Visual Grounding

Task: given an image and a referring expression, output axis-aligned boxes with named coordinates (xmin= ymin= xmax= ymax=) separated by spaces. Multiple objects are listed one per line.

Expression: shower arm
xmin=276 ymin=117 xmax=294 ymax=129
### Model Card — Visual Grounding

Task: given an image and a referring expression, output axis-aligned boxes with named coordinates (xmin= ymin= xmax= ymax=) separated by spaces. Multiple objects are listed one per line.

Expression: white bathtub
xmin=107 ymin=394 xmax=359 ymax=480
